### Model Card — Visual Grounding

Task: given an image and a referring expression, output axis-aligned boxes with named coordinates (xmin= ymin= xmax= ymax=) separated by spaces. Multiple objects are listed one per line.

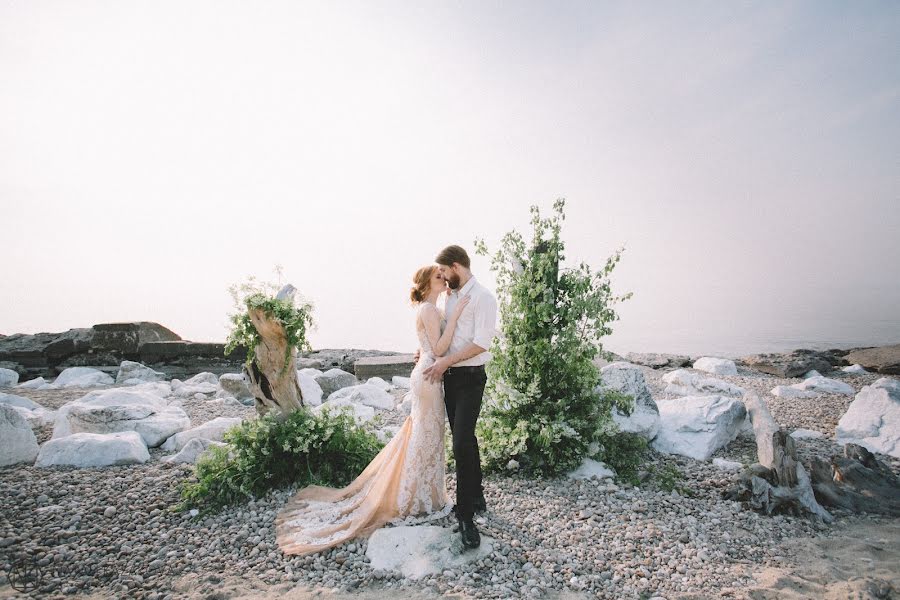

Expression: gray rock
xmin=652 ymin=395 xmax=747 ymax=460
xmin=163 ymin=437 xmax=226 ymax=464
xmin=36 ymin=431 xmax=150 ymax=468
xmin=597 ymin=362 xmax=660 ymax=439
xmin=0 ymin=404 xmax=39 ymax=466
xmin=0 ymin=367 xmax=19 ymax=387
xmin=314 ymin=368 xmax=358 ymax=397
xmin=624 ymin=353 xmax=692 ymax=369
xmin=741 ymin=350 xmax=835 ymax=378
xmin=160 ymin=417 xmax=244 ymax=451
xmin=116 ymin=360 xmax=166 ymax=384
xmin=844 ymin=344 xmax=900 ymax=375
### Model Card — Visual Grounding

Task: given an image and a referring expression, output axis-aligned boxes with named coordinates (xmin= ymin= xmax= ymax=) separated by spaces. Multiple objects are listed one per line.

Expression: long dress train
xmin=275 ymin=303 xmax=449 ymax=556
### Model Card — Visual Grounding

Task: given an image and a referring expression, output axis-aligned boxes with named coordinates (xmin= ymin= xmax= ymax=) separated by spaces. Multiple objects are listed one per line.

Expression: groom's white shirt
xmin=441 ymin=276 xmax=498 ymax=367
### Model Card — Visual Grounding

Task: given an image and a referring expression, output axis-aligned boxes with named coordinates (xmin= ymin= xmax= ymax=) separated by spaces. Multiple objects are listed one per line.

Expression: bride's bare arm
xmin=421 ymin=297 xmax=469 ymax=356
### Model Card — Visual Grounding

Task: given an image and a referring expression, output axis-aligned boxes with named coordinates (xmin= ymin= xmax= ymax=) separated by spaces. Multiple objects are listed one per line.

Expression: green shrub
xmin=179 ymin=407 xmax=384 ymax=510
xmin=474 ymin=199 xmax=644 ymax=476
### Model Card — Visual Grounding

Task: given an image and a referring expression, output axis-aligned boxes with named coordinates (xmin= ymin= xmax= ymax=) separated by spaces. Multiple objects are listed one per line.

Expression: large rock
xmin=296 ymin=372 xmax=323 ymax=407
xmin=366 ymin=526 xmax=493 ymax=579
xmin=90 ymin=322 xmax=181 ymax=355
xmin=0 ymin=368 xmax=19 ymax=387
xmin=16 ymin=377 xmax=49 ymax=389
xmin=835 ymin=378 xmax=900 ymax=458
xmin=0 ymin=404 xmax=39 ymax=466
xmin=0 ymin=393 xmax=55 ymax=428
xmin=300 ymin=349 xmax=403 ymax=374
xmin=771 ymin=385 xmax=819 ymax=399
xmin=326 ymin=384 xmax=395 ymax=411
xmin=53 ymin=389 xmax=189 ymax=447
xmin=53 ymin=367 xmax=114 ymax=388
xmin=160 ymin=417 xmax=243 ymax=452
xmin=662 ymin=369 xmax=745 ymax=397
xmin=313 ymin=397 xmax=376 ymax=423
xmin=794 ymin=375 xmax=854 ymax=395
xmin=844 ymin=345 xmax=900 ymax=375
xmin=597 ymin=362 xmax=659 ymax=440
xmin=624 ymin=353 xmax=692 ymax=370
xmin=116 ymin=360 xmax=165 ymax=384
xmin=36 ymin=431 xmax=150 ymax=468
xmin=568 ymin=458 xmax=616 ymax=480
xmin=354 ymin=354 xmax=416 ymax=379
xmin=314 ymin=368 xmax=358 ymax=397
xmin=163 ymin=437 xmax=226 ymax=464
xmin=741 ymin=350 xmax=835 ymax=378
xmin=184 ymin=372 xmax=218 ymax=385
xmin=217 ymin=373 xmax=254 ymax=401
xmin=652 ymin=395 xmax=747 ymax=460
xmin=692 ymin=357 xmax=738 ymax=376
xmin=171 ymin=378 xmax=218 ymax=398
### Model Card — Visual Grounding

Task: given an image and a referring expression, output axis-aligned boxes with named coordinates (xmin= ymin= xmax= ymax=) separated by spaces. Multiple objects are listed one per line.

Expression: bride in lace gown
xmin=276 ymin=265 xmax=470 ymax=556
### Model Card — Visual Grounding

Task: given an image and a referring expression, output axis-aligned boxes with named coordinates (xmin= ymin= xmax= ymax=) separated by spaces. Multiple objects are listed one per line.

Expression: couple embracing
xmin=275 ymin=245 xmax=498 ymax=555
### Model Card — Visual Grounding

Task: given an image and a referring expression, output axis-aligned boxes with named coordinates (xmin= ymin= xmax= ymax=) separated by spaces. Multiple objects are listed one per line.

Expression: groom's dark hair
xmin=436 ymin=245 xmax=471 ymax=269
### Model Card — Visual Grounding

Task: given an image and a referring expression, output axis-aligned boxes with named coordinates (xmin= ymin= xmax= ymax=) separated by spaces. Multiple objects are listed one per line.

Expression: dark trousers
xmin=443 ymin=366 xmax=487 ymax=520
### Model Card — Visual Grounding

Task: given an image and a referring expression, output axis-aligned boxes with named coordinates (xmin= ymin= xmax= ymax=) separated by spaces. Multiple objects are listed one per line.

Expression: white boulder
xmin=842 ymin=364 xmax=868 ymax=374
xmin=0 ymin=393 xmax=55 ymax=428
xmin=0 ymin=404 xmax=39 ymax=466
xmin=36 ymin=431 xmax=150 ymax=468
xmin=163 ymin=438 xmax=226 ymax=464
xmin=314 ymin=397 xmax=376 ymax=424
xmin=652 ymin=395 xmax=747 ymax=460
xmin=327 ymin=384 xmax=395 ymax=411
xmin=314 ymin=369 xmax=357 ymax=396
xmin=185 ymin=372 xmax=219 ymax=385
xmin=568 ymin=458 xmax=616 ymax=480
xmin=692 ymin=357 xmax=738 ymax=377
xmin=115 ymin=361 xmax=165 ymax=384
xmin=392 ymin=376 xmax=411 ymax=390
xmin=160 ymin=417 xmax=243 ymax=452
xmin=771 ymin=385 xmax=819 ymax=399
xmin=790 ymin=428 xmax=824 ymax=440
xmin=172 ymin=378 xmax=218 ymax=398
xmin=597 ymin=362 xmax=660 ymax=440
xmin=366 ymin=377 xmax=393 ymax=391
xmin=53 ymin=389 xmax=189 ymax=447
xmin=217 ymin=373 xmax=253 ymax=401
xmin=53 ymin=367 xmax=114 ymax=388
xmin=0 ymin=368 xmax=19 ymax=387
xmin=366 ymin=526 xmax=493 ymax=580
xmin=16 ymin=377 xmax=48 ymax=389
xmin=397 ymin=391 xmax=412 ymax=415
xmin=712 ymin=458 xmax=743 ymax=471
xmin=298 ymin=368 xmax=323 ymax=378
xmin=835 ymin=378 xmax=900 ymax=458
xmin=663 ymin=369 xmax=745 ymax=398
xmin=795 ymin=375 xmax=854 ymax=396
xmin=297 ymin=372 xmax=323 ymax=407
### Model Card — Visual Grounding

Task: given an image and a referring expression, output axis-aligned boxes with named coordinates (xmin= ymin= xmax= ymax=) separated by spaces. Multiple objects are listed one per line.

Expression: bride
xmin=275 ymin=265 xmax=469 ymax=556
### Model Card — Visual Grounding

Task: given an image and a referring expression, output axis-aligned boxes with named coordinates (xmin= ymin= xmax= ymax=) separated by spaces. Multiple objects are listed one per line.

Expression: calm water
xmin=604 ymin=317 xmax=900 ymax=359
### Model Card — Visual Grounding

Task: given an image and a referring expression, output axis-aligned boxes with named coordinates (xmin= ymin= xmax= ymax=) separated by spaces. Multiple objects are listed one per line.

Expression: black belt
xmin=445 ymin=365 xmax=485 ymax=375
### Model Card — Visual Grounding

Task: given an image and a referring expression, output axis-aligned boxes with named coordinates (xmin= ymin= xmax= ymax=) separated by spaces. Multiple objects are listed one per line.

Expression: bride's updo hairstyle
xmin=410 ymin=265 xmax=437 ymax=304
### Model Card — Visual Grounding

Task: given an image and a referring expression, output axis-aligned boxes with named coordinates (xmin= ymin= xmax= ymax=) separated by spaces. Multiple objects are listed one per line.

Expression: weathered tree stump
xmin=809 ymin=443 xmax=900 ymax=516
xmin=244 ymin=288 xmax=304 ymax=418
xmin=724 ymin=392 xmax=832 ymax=521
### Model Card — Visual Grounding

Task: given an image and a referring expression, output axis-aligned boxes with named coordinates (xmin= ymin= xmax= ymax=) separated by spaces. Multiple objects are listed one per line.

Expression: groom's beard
xmin=445 ymin=273 xmax=461 ymax=290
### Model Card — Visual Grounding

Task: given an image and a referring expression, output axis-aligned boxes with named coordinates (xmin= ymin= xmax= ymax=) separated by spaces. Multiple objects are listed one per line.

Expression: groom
xmin=423 ymin=245 xmax=497 ymax=550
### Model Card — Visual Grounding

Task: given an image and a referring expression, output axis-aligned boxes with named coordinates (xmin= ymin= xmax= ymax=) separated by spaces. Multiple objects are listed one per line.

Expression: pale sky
xmin=2 ymin=1 xmax=899 ymax=357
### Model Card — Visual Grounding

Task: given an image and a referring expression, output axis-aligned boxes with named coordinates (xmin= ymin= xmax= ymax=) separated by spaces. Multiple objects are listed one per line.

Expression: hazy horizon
xmin=2 ymin=1 xmax=899 ymax=359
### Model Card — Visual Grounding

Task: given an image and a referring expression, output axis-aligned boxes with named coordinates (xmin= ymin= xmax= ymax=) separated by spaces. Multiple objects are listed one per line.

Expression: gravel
xmin=1 ymin=368 xmax=898 ymax=599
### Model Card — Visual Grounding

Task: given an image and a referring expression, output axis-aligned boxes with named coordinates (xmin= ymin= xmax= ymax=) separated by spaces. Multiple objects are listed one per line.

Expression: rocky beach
xmin=1 ymin=330 xmax=899 ymax=600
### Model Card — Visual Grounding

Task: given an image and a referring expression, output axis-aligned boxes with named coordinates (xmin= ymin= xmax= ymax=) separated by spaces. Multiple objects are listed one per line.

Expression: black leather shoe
xmin=473 ymin=495 xmax=487 ymax=514
xmin=459 ymin=518 xmax=481 ymax=550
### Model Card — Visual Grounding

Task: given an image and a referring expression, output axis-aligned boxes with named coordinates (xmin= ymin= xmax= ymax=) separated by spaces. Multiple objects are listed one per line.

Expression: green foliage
xmin=224 ymin=265 xmax=315 ymax=372
xmin=474 ymin=199 xmax=641 ymax=476
xmin=179 ymin=407 xmax=384 ymax=511
xmin=593 ymin=430 xmax=648 ymax=485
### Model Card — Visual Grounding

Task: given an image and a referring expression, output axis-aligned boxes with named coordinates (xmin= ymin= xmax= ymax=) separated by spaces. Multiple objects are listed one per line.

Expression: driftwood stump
xmin=809 ymin=443 xmax=900 ymax=517
xmin=244 ymin=287 xmax=304 ymax=418
xmin=724 ymin=393 xmax=832 ymax=521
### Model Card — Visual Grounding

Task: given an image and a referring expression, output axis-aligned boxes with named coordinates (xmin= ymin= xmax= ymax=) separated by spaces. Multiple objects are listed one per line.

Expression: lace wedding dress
xmin=275 ymin=303 xmax=450 ymax=556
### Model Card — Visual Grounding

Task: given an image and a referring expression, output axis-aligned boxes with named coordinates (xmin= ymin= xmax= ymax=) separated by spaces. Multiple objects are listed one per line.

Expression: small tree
xmin=225 ymin=267 xmax=315 ymax=418
xmin=475 ymin=199 xmax=642 ymax=475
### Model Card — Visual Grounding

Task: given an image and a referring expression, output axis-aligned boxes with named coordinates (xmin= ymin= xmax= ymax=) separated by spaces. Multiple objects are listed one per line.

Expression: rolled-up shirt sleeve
xmin=472 ymin=293 xmax=498 ymax=351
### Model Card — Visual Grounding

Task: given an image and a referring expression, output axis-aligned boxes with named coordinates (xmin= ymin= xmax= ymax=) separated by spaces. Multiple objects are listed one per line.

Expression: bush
xmin=474 ymin=199 xmax=644 ymax=476
xmin=179 ymin=407 xmax=384 ymax=510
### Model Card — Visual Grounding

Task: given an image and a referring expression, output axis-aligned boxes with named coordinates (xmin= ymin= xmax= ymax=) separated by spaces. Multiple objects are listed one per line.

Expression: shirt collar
xmin=454 ymin=275 xmax=477 ymax=296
